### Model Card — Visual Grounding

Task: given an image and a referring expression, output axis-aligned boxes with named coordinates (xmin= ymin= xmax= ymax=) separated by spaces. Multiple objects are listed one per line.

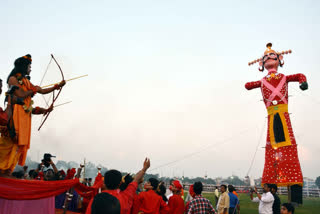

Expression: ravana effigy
xmin=245 ymin=43 xmax=308 ymax=203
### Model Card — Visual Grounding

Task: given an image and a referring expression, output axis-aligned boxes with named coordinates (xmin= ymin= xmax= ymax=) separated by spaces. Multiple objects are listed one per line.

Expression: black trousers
xmin=229 ymin=207 xmax=236 ymax=214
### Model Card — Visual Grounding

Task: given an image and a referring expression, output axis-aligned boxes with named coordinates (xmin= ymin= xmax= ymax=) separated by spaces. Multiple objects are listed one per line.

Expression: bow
xmin=38 ymin=54 xmax=65 ymax=131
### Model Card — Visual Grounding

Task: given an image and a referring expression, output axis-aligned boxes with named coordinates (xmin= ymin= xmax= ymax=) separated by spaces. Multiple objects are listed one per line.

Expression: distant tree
xmin=144 ymin=173 xmax=159 ymax=181
xmin=56 ymin=160 xmax=68 ymax=170
xmin=206 ymin=178 xmax=216 ymax=185
xmin=25 ymin=157 xmax=40 ymax=170
xmin=316 ymin=176 xmax=320 ymax=188
xmin=222 ymin=176 xmax=245 ymax=186
xmin=68 ymin=161 xmax=79 ymax=169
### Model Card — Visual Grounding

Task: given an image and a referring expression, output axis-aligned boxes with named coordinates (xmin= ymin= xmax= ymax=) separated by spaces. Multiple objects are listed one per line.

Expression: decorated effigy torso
xmin=261 ymin=72 xmax=288 ymax=108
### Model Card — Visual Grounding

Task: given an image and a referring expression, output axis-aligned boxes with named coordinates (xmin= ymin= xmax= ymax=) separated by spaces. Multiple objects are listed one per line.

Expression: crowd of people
xmin=7 ymin=155 xmax=296 ymax=214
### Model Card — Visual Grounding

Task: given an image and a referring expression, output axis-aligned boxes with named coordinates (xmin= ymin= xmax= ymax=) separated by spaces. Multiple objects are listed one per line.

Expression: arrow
xmin=54 ymin=101 xmax=72 ymax=108
xmin=42 ymin=74 xmax=88 ymax=88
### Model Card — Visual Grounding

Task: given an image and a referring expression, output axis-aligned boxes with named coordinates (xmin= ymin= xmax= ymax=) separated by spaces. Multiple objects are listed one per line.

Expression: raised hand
xmin=300 ymin=82 xmax=308 ymax=90
xmin=143 ymin=158 xmax=151 ymax=172
xmin=58 ymin=80 xmax=66 ymax=88
xmin=133 ymin=158 xmax=151 ymax=184
xmin=45 ymin=105 xmax=54 ymax=115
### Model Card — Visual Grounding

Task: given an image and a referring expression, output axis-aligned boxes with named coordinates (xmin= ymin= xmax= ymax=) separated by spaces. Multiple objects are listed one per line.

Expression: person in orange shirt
xmin=168 ymin=180 xmax=185 ymax=214
xmin=180 ymin=187 xmax=185 ymax=200
xmin=5 ymin=54 xmax=65 ymax=172
xmin=132 ymin=178 xmax=169 ymax=214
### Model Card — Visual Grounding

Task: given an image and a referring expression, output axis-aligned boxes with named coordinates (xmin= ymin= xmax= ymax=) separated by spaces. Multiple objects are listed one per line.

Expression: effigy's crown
xmin=264 ymin=43 xmax=276 ymax=55
xmin=248 ymin=43 xmax=292 ymax=66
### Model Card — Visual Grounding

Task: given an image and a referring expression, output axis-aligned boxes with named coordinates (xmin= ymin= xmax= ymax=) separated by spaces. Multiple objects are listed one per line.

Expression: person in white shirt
xmin=166 ymin=179 xmax=174 ymax=202
xmin=214 ymin=186 xmax=220 ymax=206
xmin=250 ymin=183 xmax=274 ymax=214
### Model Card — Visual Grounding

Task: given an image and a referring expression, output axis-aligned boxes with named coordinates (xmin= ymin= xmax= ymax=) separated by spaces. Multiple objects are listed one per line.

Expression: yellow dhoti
xmin=0 ymin=137 xmax=21 ymax=172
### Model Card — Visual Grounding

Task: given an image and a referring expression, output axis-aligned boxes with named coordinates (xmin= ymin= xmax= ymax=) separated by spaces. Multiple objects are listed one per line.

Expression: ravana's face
xmin=263 ymin=52 xmax=280 ymax=70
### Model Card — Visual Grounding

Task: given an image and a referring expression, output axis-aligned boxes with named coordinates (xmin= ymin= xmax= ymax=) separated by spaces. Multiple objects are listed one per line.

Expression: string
xmin=39 ymin=57 xmax=54 ymax=108
xmin=149 ymin=128 xmax=251 ymax=172
xmin=246 ymin=117 xmax=266 ymax=176
xmin=289 ymin=85 xmax=320 ymax=105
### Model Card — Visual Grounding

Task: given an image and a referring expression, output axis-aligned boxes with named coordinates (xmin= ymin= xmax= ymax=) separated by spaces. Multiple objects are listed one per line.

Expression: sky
xmin=0 ymin=0 xmax=320 ymax=179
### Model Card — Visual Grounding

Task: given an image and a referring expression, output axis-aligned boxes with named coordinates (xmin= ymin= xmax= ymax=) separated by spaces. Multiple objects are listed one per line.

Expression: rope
xmin=39 ymin=57 xmax=54 ymax=108
xmin=246 ymin=117 xmax=267 ymax=176
xmin=149 ymin=128 xmax=251 ymax=172
xmin=289 ymin=85 xmax=320 ymax=105
xmin=39 ymin=57 xmax=53 ymax=86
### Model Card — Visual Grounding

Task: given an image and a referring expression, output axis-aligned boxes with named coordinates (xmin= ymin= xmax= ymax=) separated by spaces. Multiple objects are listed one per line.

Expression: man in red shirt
xmin=132 ymin=178 xmax=169 ymax=214
xmin=86 ymin=158 xmax=150 ymax=214
xmin=168 ymin=180 xmax=184 ymax=214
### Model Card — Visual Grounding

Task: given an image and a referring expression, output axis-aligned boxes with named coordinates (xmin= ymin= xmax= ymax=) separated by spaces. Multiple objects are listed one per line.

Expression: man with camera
xmin=250 ymin=184 xmax=274 ymax=214
xmin=40 ymin=153 xmax=59 ymax=181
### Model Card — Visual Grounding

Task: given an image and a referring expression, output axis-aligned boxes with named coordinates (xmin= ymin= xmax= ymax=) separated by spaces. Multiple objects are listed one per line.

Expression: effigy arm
xmin=286 ymin=73 xmax=308 ymax=90
xmin=245 ymin=80 xmax=261 ymax=90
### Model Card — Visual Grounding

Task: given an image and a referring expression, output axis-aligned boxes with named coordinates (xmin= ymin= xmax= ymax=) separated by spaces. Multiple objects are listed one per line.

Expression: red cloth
xmin=93 ymin=172 xmax=103 ymax=186
xmin=131 ymin=190 xmax=169 ymax=214
xmin=0 ymin=177 xmax=103 ymax=201
xmin=168 ymin=194 xmax=184 ymax=214
xmin=85 ymin=182 xmax=138 ymax=214
xmin=75 ymin=179 xmax=104 ymax=199
xmin=0 ymin=177 xmax=79 ymax=200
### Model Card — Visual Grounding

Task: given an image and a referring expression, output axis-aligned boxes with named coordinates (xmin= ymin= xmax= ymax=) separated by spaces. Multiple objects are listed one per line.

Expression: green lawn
xmin=190 ymin=193 xmax=320 ymax=214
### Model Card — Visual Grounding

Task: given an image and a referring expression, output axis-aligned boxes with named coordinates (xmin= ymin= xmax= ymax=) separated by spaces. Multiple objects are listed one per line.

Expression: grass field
xmin=194 ymin=193 xmax=320 ymax=214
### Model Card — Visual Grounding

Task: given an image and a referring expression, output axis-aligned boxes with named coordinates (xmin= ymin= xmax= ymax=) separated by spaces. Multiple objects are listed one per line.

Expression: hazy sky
xmin=1 ymin=0 xmax=319 ymax=179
